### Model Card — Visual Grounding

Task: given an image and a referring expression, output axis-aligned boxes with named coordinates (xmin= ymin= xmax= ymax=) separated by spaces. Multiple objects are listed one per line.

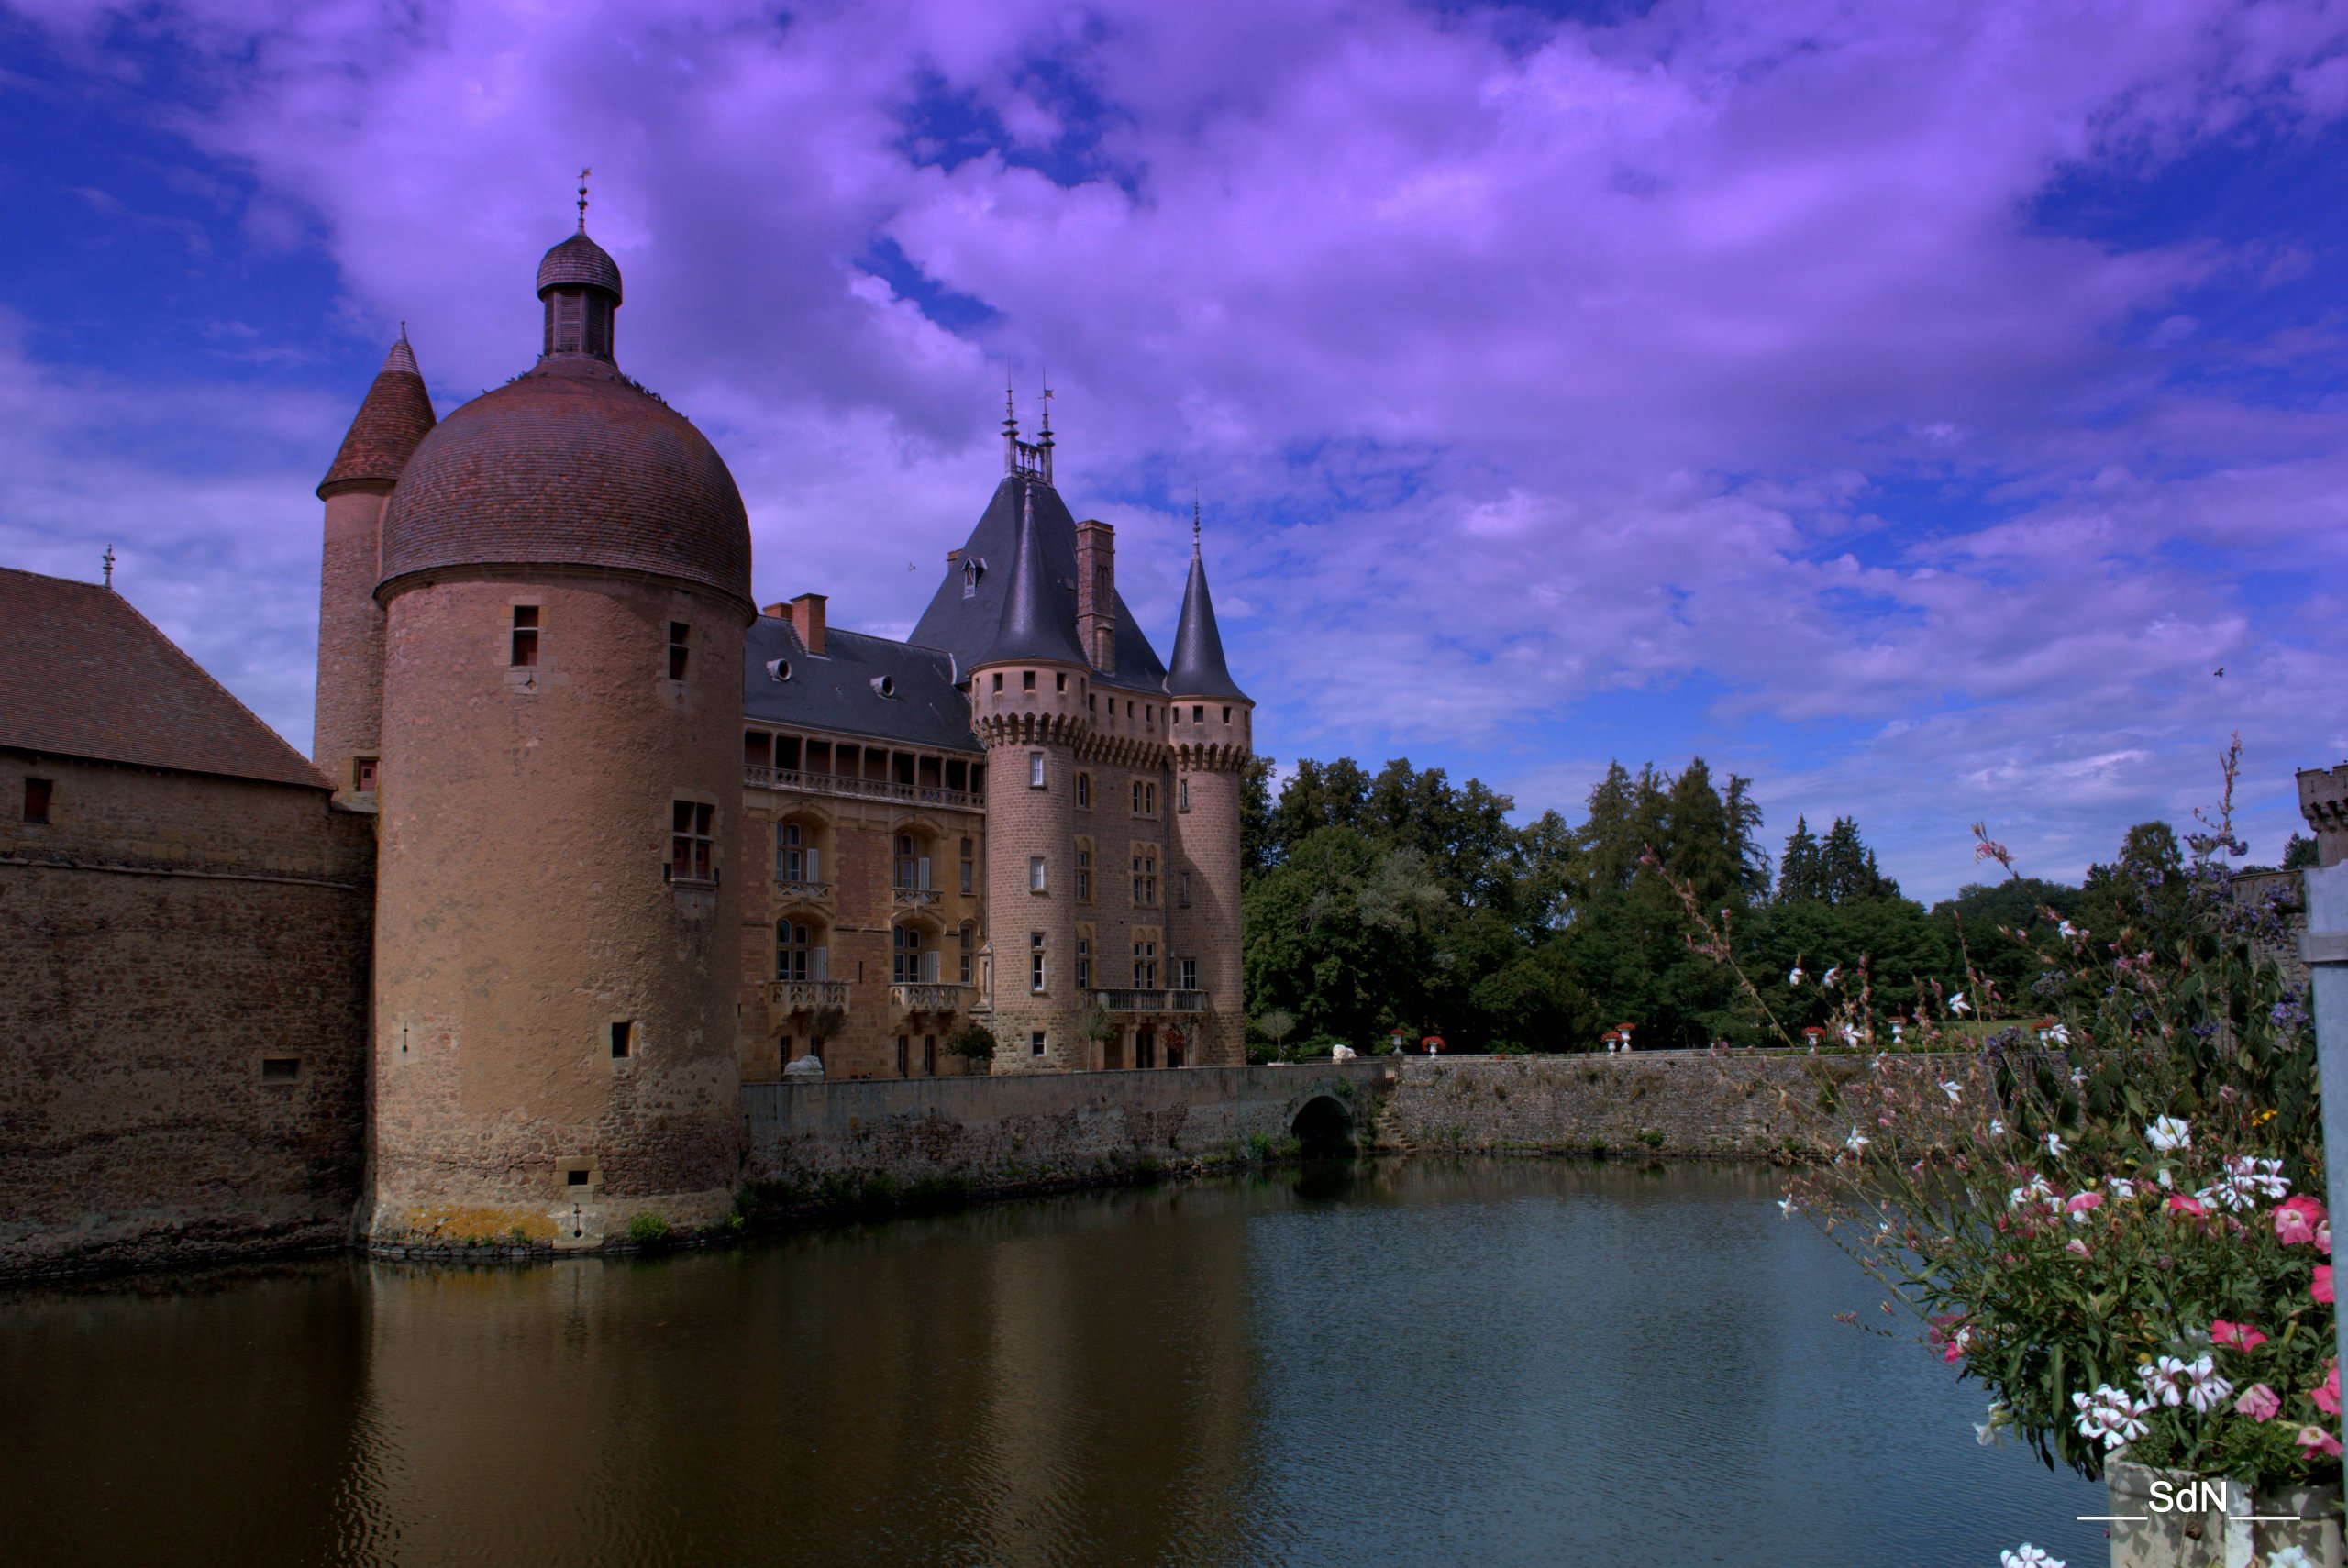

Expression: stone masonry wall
xmin=0 ymin=750 xmax=374 ymax=1278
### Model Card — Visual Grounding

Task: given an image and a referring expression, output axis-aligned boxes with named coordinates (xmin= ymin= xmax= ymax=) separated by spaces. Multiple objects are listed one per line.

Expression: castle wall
xmin=0 ymin=749 xmax=373 ymax=1277
xmin=371 ymin=573 xmax=745 ymax=1247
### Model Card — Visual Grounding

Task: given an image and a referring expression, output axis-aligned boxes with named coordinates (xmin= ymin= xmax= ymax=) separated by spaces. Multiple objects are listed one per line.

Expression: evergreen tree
xmin=1239 ymin=754 xmax=1277 ymax=883
xmin=1778 ymin=817 xmax=1821 ymax=903
xmin=2283 ymin=834 xmax=2319 ymax=870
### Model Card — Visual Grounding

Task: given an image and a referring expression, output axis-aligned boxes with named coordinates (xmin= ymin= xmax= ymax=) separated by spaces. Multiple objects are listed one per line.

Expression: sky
xmin=2 ymin=0 xmax=2344 ymax=901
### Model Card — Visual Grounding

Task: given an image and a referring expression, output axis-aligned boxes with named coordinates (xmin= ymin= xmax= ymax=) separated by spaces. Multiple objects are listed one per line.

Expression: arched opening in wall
xmin=1291 ymin=1095 xmax=1354 ymax=1156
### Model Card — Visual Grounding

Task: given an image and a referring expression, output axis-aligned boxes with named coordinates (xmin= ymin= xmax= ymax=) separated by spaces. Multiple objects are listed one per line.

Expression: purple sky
xmin=4 ymin=0 xmax=2345 ymax=900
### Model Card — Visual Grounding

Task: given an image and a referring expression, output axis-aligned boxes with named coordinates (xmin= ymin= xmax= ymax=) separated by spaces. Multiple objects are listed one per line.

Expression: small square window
xmin=1056 ymin=672 xmax=1067 ymax=691
xmin=1030 ymin=1030 xmax=1047 ymax=1057
xmin=260 ymin=1056 xmax=300 ymax=1084
xmin=611 ymin=1021 xmax=635 ymax=1059
xmin=1193 ymin=705 xmax=1204 ymax=723
xmin=23 ymin=777 xmax=53 ymax=823
xmin=354 ymin=757 xmax=378 ymax=794
xmin=511 ymin=604 xmax=539 ymax=667
xmin=1023 ymin=670 xmax=1036 ymax=690
xmin=567 ymin=1167 xmax=590 ymax=1187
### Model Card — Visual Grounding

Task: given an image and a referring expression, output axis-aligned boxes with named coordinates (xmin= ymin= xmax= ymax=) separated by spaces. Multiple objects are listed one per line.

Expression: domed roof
xmin=377 ymin=357 xmax=750 ymax=613
xmin=537 ymin=231 xmax=622 ymax=301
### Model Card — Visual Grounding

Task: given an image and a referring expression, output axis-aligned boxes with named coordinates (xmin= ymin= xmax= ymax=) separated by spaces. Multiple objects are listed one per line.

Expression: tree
xmin=1778 ymin=817 xmax=1821 ymax=903
xmin=2283 ymin=833 xmax=2319 ymax=870
xmin=1256 ymin=1008 xmax=1296 ymax=1062
xmin=1239 ymin=754 xmax=1278 ymax=883
xmin=945 ymin=1021 xmax=996 ymax=1064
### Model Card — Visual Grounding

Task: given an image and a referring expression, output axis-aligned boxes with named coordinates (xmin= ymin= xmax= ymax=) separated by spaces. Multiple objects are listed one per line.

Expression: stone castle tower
xmin=339 ymin=220 xmax=754 ymax=1246
xmin=1163 ymin=519 xmax=1254 ymax=1067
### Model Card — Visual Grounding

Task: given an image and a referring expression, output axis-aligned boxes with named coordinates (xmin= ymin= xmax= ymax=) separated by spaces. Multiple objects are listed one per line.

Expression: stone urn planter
xmin=2105 ymin=1452 xmax=2342 ymax=1568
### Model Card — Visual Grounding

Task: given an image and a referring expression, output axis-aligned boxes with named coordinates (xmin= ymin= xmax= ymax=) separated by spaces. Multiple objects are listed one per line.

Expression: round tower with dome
xmin=1165 ymin=512 xmax=1253 ymax=1068
xmin=366 ymin=213 xmax=753 ymax=1247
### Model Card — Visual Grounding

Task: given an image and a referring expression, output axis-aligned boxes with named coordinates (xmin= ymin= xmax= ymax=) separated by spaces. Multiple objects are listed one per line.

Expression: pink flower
xmin=2315 ymin=1363 xmax=2341 ymax=1418
xmin=2276 ymin=1196 xmax=2328 ymax=1247
xmin=2210 ymin=1320 xmax=2269 ymax=1353
xmin=2235 ymin=1384 xmax=2281 ymax=1421
xmin=2065 ymin=1191 xmax=2103 ymax=1224
xmin=2322 ymin=1220 xmax=2334 ymax=1256
xmin=2297 ymin=1425 xmax=2343 ymax=1459
xmin=2066 ymin=1238 xmax=2091 ymax=1258
xmin=2317 ymin=1265 xmax=2334 ymax=1306
xmin=2168 ymin=1194 xmax=2208 ymax=1219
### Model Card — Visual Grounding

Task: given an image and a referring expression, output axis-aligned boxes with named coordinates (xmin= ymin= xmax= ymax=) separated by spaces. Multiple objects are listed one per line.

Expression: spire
xmin=1167 ymin=506 xmax=1247 ymax=701
xmin=1002 ymin=374 xmax=1020 ymax=475
xmin=317 ymin=332 xmax=437 ymax=497
xmin=975 ymin=481 xmax=1088 ymax=668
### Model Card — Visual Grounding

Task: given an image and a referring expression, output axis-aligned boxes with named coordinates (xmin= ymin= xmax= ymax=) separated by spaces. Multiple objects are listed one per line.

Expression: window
xmin=1223 ymin=706 xmax=1234 ymax=723
xmin=924 ymin=1034 xmax=936 ymax=1075
xmin=1030 ymin=1030 xmax=1047 ymax=1058
xmin=1132 ymin=937 xmax=1158 ymax=989
xmin=1146 ymin=705 xmax=1154 ymax=723
xmin=669 ymin=622 xmax=691 ymax=679
xmin=778 ymin=921 xmax=817 ymax=981
xmin=1132 ymin=847 xmax=1157 ymax=907
xmin=897 ymin=1036 xmax=910 ymax=1077
xmin=777 ymin=821 xmax=815 ymax=883
xmin=992 ymin=672 xmax=1003 ymax=692
xmin=1180 ymin=957 xmax=1199 ymax=991
xmin=1179 ymin=778 xmax=1191 ymax=812
xmin=895 ymin=834 xmax=930 ymax=890
xmin=23 ymin=777 xmax=52 ymax=823
xmin=1131 ymin=779 xmax=1157 ymax=816
xmin=1029 ymin=752 xmax=1047 ymax=789
xmin=1193 ymin=705 xmax=1204 ymax=723
xmin=1029 ymin=932 xmax=1047 ymax=993
xmin=510 ymin=604 xmax=539 ymax=667
xmin=958 ymin=836 xmax=975 ymax=894
xmin=958 ymin=923 xmax=974 ymax=984
xmin=1076 ymin=933 xmax=1092 ymax=991
xmin=352 ymin=757 xmax=378 ymax=794
xmin=567 ymin=1168 xmax=590 ymax=1187
xmin=610 ymin=1021 xmax=635 ymax=1059
xmin=892 ymin=924 xmax=927 ymax=984
xmin=1055 ymin=672 xmax=1067 ymax=691
xmin=260 ymin=1056 xmax=300 ymax=1084
xmin=1179 ymin=872 xmax=1191 ymax=908
xmin=1075 ymin=843 xmax=1092 ymax=903
xmin=670 ymin=801 xmax=714 ymax=881
xmin=963 ymin=558 xmax=980 ymax=599
xmin=1075 ymin=771 xmax=1091 ymax=809
xmin=1029 ymin=855 xmax=1047 ymax=893
xmin=1022 ymin=670 xmax=1036 ymax=691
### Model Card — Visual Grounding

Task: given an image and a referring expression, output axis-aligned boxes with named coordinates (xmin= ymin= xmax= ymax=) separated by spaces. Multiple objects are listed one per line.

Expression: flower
xmin=1777 ymin=1196 xmax=1797 ymax=1220
xmin=2314 ymin=1362 xmax=2340 ymax=1418
xmin=2168 ymin=1194 xmax=2208 ymax=1220
xmin=2043 ymin=1132 xmax=2069 ymax=1157
xmin=2109 ymin=1177 xmax=2137 ymax=1199
xmin=2146 ymin=1116 xmax=2192 ymax=1152
xmin=2066 ymin=1238 xmax=2091 ymax=1258
xmin=2297 ymin=1425 xmax=2344 ymax=1460
xmin=2276 ymin=1196 xmax=2327 ymax=1247
xmin=1940 ymin=1079 xmax=1963 ymax=1104
xmin=2058 ymin=920 xmax=2080 ymax=939
xmin=2234 ymin=1383 xmax=2281 ymax=1421
xmin=2072 ymin=1385 xmax=2152 ymax=1449
xmin=2065 ymin=1192 xmax=2102 ymax=1224
xmin=2316 ymin=1265 xmax=2334 ymax=1306
xmin=1788 ymin=965 xmax=1805 ymax=986
xmin=2183 ymin=1356 xmax=2233 ymax=1414
xmin=2210 ymin=1320 xmax=2269 ymax=1353
xmin=2139 ymin=1356 xmax=2191 ymax=1408
xmin=1951 ymin=992 xmax=1971 ymax=1016
xmin=2048 ymin=1022 xmax=2073 ymax=1046
xmin=1822 ymin=965 xmax=1842 ymax=988
xmin=2001 ymin=1547 xmax=2066 ymax=1568
xmin=2232 ymin=1157 xmax=2290 ymax=1201
xmin=2265 ymin=1548 xmax=2316 ymax=1568
xmin=1975 ymin=1399 xmax=2011 ymax=1447
xmin=1988 ymin=1119 xmax=2006 ymax=1137
xmin=2068 ymin=1066 xmax=2087 ymax=1087
xmin=1845 ymin=1127 xmax=1870 ymax=1154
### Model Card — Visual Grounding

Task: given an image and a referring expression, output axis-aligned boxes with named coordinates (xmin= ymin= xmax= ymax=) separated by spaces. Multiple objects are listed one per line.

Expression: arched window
xmin=892 ymin=923 xmax=936 ymax=984
xmin=778 ymin=920 xmax=827 ymax=982
xmin=776 ymin=819 xmax=821 ymax=884
xmin=894 ymin=832 xmax=931 ymax=890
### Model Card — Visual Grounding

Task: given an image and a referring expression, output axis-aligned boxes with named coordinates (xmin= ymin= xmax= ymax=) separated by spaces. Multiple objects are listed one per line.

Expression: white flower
xmin=2156 ymin=1167 xmax=2174 ymax=1189
xmin=2043 ymin=1131 xmax=2068 ymax=1157
xmin=2050 ymin=1022 xmax=2073 ymax=1046
xmin=1788 ymin=965 xmax=1805 ymax=986
xmin=2146 ymin=1116 xmax=2191 ymax=1152
xmin=1777 ymin=1196 xmax=1797 ymax=1220
xmin=2138 ymin=1355 xmax=2191 ymax=1408
xmin=2002 ymin=1546 xmax=2066 ymax=1568
xmin=1976 ymin=1400 xmax=2011 ymax=1447
xmin=1839 ymin=1022 xmax=1859 ymax=1046
xmin=2069 ymin=1066 xmax=2087 ymax=1087
xmin=1940 ymin=1079 xmax=1963 ymax=1105
xmin=1988 ymin=1118 xmax=2006 ymax=1137
xmin=2231 ymin=1156 xmax=2289 ymax=1200
xmin=1951 ymin=991 xmax=1971 ymax=1016
xmin=1845 ymin=1127 xmax=1871 ymax=1154
xmin=2071 ymin=1384 xmax=2152 ymax=1449
xmin=2109 ymin=1177 xmax=2136 ymax=1199
xmin=2266 ymin=1547 xmax=2316 ymax=1568
xmin=1822 ymin=965 xmax=1842 ymax=988
xmin=2058 ymin=920 xmax=2080 ymax=939
xmin=2183 ymin=1355 xmax=2233 ymax=1415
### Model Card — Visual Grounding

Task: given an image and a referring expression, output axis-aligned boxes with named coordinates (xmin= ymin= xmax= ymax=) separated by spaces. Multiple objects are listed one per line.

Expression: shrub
xmin=626 ymin=1211 xmax=670 ymax=1244
xmin=946 ymin=1022 xmax=998 ymax=1064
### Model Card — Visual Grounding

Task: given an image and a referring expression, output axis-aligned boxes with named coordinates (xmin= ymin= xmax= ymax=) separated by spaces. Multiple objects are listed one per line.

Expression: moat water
xmin=2 ymin=1159 xmax=2102 ymax=1567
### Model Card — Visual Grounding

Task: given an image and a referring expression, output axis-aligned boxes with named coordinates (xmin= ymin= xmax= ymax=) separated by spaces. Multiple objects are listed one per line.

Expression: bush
xmin=626 ymin=1211 xmax=670 ymax=1244
xmin=946 ymin=1021 xmax=998 ymax=1064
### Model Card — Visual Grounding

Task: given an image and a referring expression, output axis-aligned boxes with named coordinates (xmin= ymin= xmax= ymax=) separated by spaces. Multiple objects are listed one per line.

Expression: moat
xmin=3 ymin=1159 xmax=2101 ymax=1567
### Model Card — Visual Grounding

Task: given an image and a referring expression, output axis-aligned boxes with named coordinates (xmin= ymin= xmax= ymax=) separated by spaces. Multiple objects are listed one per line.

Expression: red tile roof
xmin=0 ymin=567 xmax=331 ymax=790
xmin=318 ymin=337 xmax=437 ymax=497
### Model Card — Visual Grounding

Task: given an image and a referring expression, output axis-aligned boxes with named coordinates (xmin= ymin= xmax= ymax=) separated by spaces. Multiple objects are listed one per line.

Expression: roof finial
xmin=1192 ymin=491 xmax=1202 ymax=555
xmin=102 ymin=543 xmax=116 ymax=590
xmin=1039 ymin=367 xmax=1052 ymax=436
xmin=576 ymin=166 xmax=592 ymax=232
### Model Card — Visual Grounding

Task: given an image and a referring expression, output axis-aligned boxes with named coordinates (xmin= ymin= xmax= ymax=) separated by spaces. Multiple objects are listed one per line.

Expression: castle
xmin=0 ymin=215 xmax=1250 ymax=1264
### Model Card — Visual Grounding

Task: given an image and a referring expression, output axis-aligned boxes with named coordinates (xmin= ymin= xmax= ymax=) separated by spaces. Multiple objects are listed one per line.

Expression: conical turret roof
xmin=317 ymin=333 xmax=437 ymax=496
xmin=973 ymin=480 xmax=1089 ymax=668
xmin=1167 ymin=539 xmax=1246 ymax=701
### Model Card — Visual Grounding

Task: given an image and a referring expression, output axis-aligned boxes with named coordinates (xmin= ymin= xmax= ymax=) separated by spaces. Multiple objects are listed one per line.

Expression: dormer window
xmin=962 ymin=558 xmax=984 ymax=599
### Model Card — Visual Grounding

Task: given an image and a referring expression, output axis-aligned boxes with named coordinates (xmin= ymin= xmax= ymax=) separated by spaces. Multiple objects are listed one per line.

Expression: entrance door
xmin=1137 ymin=1028 xmax=1157 ymax=1070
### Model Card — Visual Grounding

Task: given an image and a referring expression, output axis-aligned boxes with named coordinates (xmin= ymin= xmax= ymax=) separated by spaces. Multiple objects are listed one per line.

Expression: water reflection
xmin=1 ymin=1161 xmax=2102 ymax=1567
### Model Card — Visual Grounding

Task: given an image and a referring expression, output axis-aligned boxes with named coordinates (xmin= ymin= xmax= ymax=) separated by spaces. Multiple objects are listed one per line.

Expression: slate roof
xmin=378 ymin=356 xmax=752 ymax=612
xmin=0 ymin=567 xmax=331 ymax=790
xmin=316 ymin=335 xmax=437 ymax=497
xmin=1167 ymin=544 xmax=1248 ymax=701
xmin=973 ymin=479 xmax=1089 ymax=668
xmin=909 ymin=476 xmax=1170 ymax=693
xmin=537 ymin=229 xmax=623 ymax=301
xmin=744 ymin=616 xmax=981 ymax=755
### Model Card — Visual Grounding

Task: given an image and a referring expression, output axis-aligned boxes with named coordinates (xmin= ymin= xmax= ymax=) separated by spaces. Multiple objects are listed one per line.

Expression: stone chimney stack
xmin=1075 ymin=519 xmax=1114 ymax=674
xmin=789 ymin=592 xmax=826 ymax=656
xmin=2299 ymin=762 xmax=2348 ymax=867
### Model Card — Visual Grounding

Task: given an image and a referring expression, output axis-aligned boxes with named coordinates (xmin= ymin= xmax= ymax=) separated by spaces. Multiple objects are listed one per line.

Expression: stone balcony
xmin=890 ymin=983 xmax=971 ymax=1015
xmin=890 ymin=886 xmax=941 ymax=910
xmin=772 ymin=879 xmax=832 ymax=904
xmin=770 ymin=980 xmax=849 ymax=1011
xmin=1097 ymin=988 xmax=1208 ymax=1013
xmin=746 ymin=766 xmax=980 ymax=812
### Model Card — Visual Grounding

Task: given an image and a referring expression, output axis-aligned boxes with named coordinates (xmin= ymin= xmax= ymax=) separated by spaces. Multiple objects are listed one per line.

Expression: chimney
xmin=1075 ymin=519 xmax=1114 ymax=674
xmin=789 ymin=592 xmax=826 ymax=657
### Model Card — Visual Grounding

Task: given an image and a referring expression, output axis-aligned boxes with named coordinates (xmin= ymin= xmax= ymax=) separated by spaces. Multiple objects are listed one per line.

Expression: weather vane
xmin=576 ymin=167 xmax=592 ymax=231
xmin=102 ymin=543 xmax=115 ymax=590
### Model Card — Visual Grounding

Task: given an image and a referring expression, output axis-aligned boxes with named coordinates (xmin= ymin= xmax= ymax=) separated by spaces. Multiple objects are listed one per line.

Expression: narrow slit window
xmin=610 ymin=1021 xmax=635 ymax=1059
xmin=1029 ymin=855 xmax=1047 ymax=893
xmin=1029 ymin=932 xmax=1047 ymax=994
xmin=510 ymin=605 xmax=539 ymax=667
xmin=1028 ymin=752 xmax=1047 ymax=789
xmin=669 ymin=622 xmax=691 ymax=680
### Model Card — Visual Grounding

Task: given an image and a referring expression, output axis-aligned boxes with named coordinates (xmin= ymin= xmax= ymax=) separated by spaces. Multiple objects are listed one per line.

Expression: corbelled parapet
xmin=2298 ymin=762 xmax=2348 ymax=867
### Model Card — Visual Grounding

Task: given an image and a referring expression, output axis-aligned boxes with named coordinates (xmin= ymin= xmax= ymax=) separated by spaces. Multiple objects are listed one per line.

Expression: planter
xmin=2106 ymin=1452 xmax=2342 ymax=1568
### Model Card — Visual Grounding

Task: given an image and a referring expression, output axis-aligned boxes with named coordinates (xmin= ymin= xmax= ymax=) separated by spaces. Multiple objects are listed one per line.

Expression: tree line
xmin=1235 ymin=754 xmax=2300 ymax=1055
